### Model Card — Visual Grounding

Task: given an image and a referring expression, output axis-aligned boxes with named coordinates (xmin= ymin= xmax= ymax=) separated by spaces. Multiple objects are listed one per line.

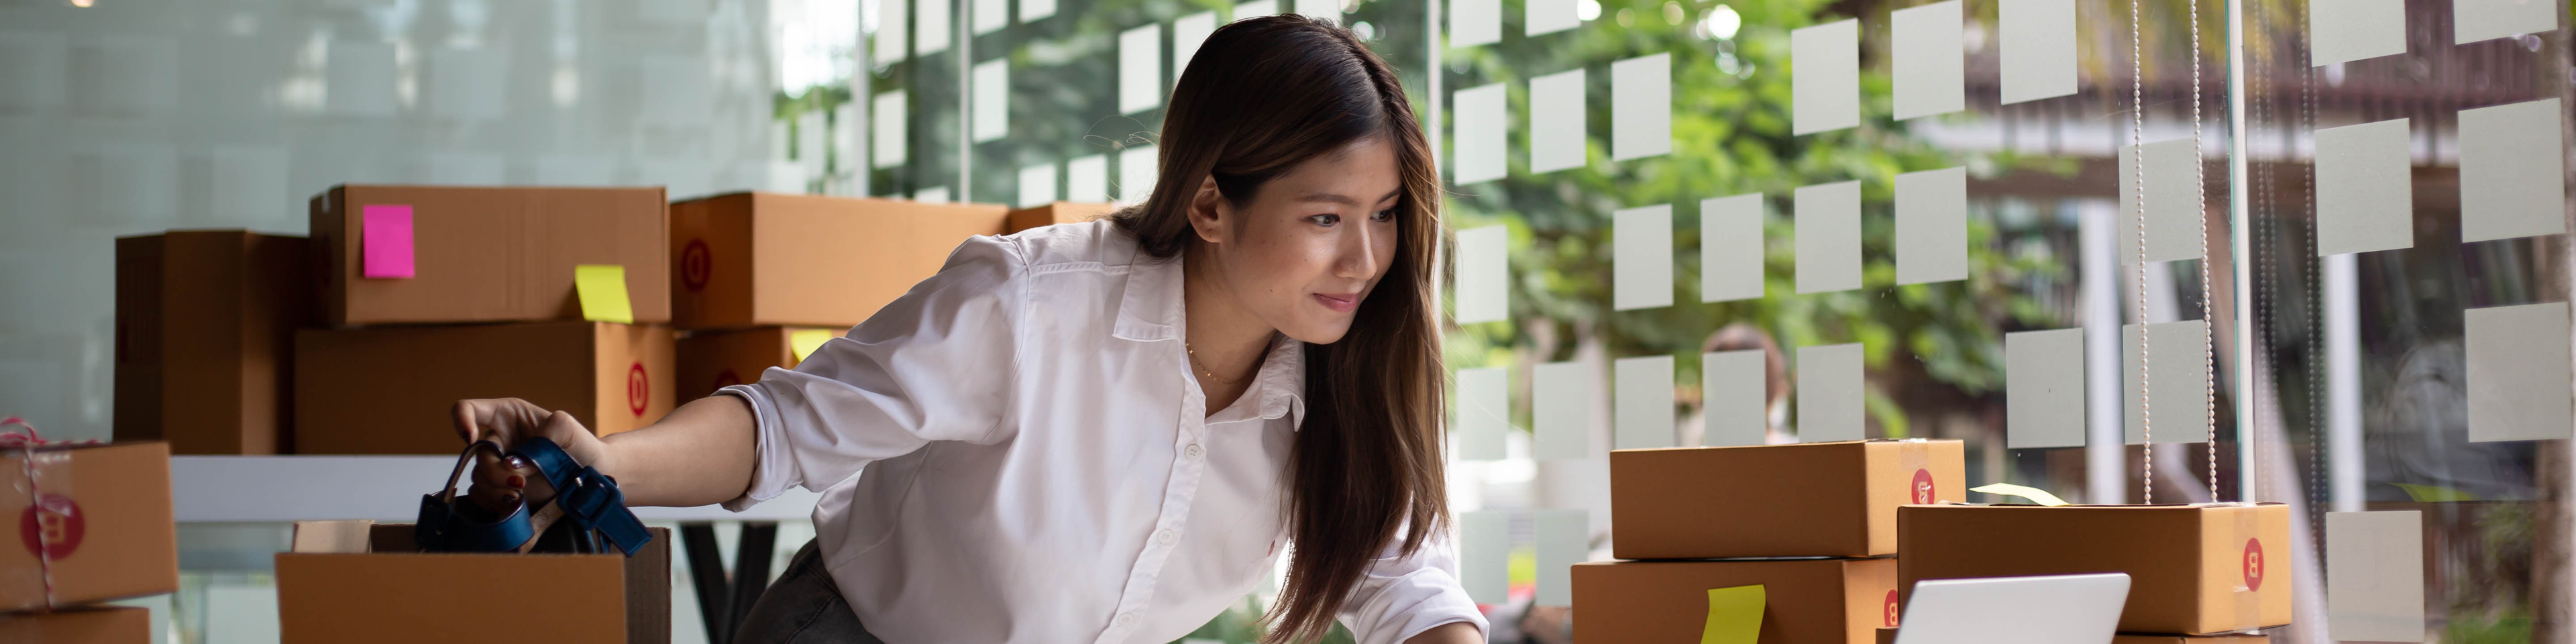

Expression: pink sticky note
xmin=362 ymin=204 xmax=415 ymax=279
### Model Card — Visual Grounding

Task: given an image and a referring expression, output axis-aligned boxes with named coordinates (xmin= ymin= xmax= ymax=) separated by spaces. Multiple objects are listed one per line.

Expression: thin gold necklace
xmin=1185 ymin=343 xmax=1246 ymax=386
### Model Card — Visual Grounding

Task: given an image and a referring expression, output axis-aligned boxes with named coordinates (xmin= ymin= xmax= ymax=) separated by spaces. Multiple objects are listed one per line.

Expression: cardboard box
xmin=295 ymin=322 xmax=676 ymax=455
xmin=278 ymin=521 xmax=669 ymax=644
xmin=675 ymin=326 xmax=846 ymax=402
xmin=1006 ymin=201 xmax=1116 ymax=233
xmin=0 ymin=443 xmax=178 ymax=612
xmin=1874 ymin=628 xmax=2266 ymax=643
xmin=0 ymin=606 xmax=152 ymax=643
xmin=311 ymin=184 xmax=671 ymax=326
xmin=1611 ymin=439 xmax=1966 ymax=559
xmin=1574 ymin=558 xmax=1898 ymax=644
xmin=1898 ymin=503 xmax=2294 ymax=635
xmin=669 ymin=192 xmax=1008 ymax=329
xmin=113 ymin=231 xmax=311 ymax=454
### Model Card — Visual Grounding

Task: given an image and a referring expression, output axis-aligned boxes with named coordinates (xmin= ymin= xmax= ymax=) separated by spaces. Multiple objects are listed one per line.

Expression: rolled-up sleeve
xmin=718 ymin=235 xmax=1026 ymax=510
xmin=1339 ymin=520 xmax=1490 ymax=644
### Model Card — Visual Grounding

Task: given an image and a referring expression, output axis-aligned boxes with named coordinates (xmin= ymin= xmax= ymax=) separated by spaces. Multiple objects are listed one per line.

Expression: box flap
xmin=290 ymin=521 xmax=377 ymax=553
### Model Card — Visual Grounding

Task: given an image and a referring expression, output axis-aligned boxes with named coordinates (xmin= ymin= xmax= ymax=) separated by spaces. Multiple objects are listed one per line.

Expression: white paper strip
xmin=1790 ymin=19 xmax=1859 ymax=135
xmin=872 ymin=91 xmax=908 ymax=168
xmin=1614 ymin=356 xmax=1675 ymax=450
xmin=1118 ymin=144 xmax=1157 ymax=203
xmin=877 ymin=0 xmax=911 ymax=60
xmin=1119 ymin=24 xmax=1163 ymax=115
xmin=1532 ymin=361 xmax=1589 ymax=460
xmin=1997 ymin=0 xmax=2077 ymax=104
xmin=1891 ymin=0 xmax=1964 ymax=120
xmin=1611 ymin=53 xmax=1671 ymax=161
xmin=1896 ymin=166 xmax=1968 ymax=284
xmin=1526 ymin=0 xmax=1578 ymax=36
xmin=2123 ymin=321 xmax=2212 ymax=445
xmin=1067 ymin=154 xmax=1110 ymax=202
xmin=2117 ymin=139 xmax=2202 ymax=264
xmin=1456 ymin=367 xmax=1509 ymax=460
xmin=971 ymin=58 xmax=1009 ymax=142
xmin=1614 ymin=204 xmax=1674 ymax=311
xmin=1794 ymin=180 xmax=1862 ymax=294
xmin=2467 ymin=302 xmax=2573 ymax=442
xmin=1452 ymin=83 xmax=1508 ymax=184
xmin=1701 ymin=194 xmax=1764 ymax=303
xmin=1703 ymin=350 xmax=1767 ymax=447
xmin=2326 ymin=511 xmax=2425 ymax=642
xmin=2310 ymin=0 xmax=2407 ymax=65
xmin=2313 ymin=118 xmax=2414 ymax=256
xmin=1451 ymin=0 xmax=1501 ymax=47
xmin=2006 ymin=328 xmax=2087 ymax=449
xmin=1022 ymin=0 xmax=1055 ymax=21
xmin=1460 ymin=510 xmax=1511 ymax=604
xmin=1533 ymin=508 xmax=1587 ymax=607
xmin=1236 ymin=0 xmax=1279 ymax=19
xmin=917 ymin=0 xmax=951 ymax=54
xmin=1796 ymin=343 xmax=1864 ymax=442
xmin=2458 ymin=99 xmax=2567 ymax=243
xmin=2454 ymin=0 xmax=2559 ymax=44
xmin=1528 ymin=69 xmax=1586 ymax=174
xmin=1175 ymin=11 xmax=1218 ymax=75
xmin=1454 ymin=225 xmax=1510 ymax=324
xmin=913 ymin=186 xmax=950 ymax=203
xmin=973 ymin=0 xmax=1008 ymax=34
xmin=1017 ymin=162 xmax=1057 ymax=207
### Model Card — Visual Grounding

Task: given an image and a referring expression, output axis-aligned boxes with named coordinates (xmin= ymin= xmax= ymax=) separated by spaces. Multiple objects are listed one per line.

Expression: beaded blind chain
xmin=2189 ymin=0 xmax=2220 ymax=504
xmin=2130 ymin=0 xmax=2222 ymax=505
xmin=2130 ymin=0 xmax=2154 ymax=504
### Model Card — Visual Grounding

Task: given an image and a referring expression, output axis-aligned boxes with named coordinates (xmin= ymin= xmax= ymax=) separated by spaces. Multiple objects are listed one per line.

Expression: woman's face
xmin=1194 ymin=136 xmax=1403 ymax=345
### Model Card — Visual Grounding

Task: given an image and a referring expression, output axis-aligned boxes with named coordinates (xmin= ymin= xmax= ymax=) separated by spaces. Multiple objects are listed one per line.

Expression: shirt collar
xmin=1116 ymin=250 xmax=1307 ymax=427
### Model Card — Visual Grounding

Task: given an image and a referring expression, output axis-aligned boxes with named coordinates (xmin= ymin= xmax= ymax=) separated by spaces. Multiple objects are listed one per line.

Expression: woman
xmin=452 ymin=15 xmax=1483 ymax=644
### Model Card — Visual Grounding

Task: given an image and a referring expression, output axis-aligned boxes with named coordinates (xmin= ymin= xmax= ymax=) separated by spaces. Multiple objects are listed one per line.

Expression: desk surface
xmin=171 ymin=455 xmax=820 ymax=523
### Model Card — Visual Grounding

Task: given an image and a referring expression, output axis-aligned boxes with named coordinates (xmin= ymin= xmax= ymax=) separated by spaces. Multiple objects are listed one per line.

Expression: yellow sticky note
xmin=1970 ymin=482 xmax=2071 ymax=506
xmin=1701 ymin=584 xmax=1764 ymax=644
xmin=790 ymin=329 xmax=835 ymax=364
xmin=574 ymin=264 xmax=634 ymax=324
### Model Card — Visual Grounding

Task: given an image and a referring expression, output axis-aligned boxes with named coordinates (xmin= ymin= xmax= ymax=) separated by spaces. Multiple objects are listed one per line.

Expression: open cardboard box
xmin=1898 ymin=503 xmax=2292 ymax=635
xmin=0 ymin=442 xmax=178 ymax=612
xmin=1575 ymin=557 xmax=1897 ymax=644
xmin=276 ymin=521 xmax=669 ymax=644
xmin=1611 ymin=439 xmax=1966 ymax=559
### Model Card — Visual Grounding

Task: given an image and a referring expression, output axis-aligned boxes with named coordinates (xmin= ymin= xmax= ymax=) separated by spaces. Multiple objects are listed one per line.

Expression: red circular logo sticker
xmin=19 ymin=493 xmax=83 ymax=559
xmin=713 ymin=368 xmax=741 ymax=390
xmin=2242 ymin=538 xmax=2265 ymax=591
xmin=681 ymin=239 xmax=712 ymax=291
xmin=1910 ymin=468 xmax=1936 ymax=505
xmin=1883 ymin=590 xmax=1900 ymax=627
xmin=627 ymin=362 xmax=651 ymax=417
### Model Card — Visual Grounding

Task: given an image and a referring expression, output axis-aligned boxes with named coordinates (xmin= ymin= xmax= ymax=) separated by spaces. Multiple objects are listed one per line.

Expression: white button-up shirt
xmin=720 ymin=220 xmax=1485 ymax=644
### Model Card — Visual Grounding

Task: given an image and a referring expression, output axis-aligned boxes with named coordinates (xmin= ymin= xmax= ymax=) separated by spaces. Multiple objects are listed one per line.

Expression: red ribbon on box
xmin=3 ymin=417 xmax=96 ymax=611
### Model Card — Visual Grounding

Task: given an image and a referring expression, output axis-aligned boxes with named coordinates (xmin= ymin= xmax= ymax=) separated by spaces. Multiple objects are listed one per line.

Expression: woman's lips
xmin=1313 ymin=292 xmax=1360 ymax=313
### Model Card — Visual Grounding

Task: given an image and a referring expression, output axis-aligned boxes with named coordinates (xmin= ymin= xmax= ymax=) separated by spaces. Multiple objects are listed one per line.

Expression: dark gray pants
xmin=733 ymin=541 xmax=886 ymax=644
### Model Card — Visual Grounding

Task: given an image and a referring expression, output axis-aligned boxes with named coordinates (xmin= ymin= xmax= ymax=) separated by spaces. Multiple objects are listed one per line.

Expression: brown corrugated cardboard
xmin=1611 ymin=440 xmax=1966 ymax=559
xmin=295 ymin=322 xmax=675 ymax=455
xmin=674 ymin=327 xmax=846 ymax=402
xmin=310 ymin=184 xmax=670 ymax=326
xmin=0 ymin=443 xmax=178 ymax=612
xmin=1898 ymin=503 xmax=2294 ymax=635
xmin=669 ymin=192 xmax=1008 ymax=329
xmin=1876 ymin=628 xmax=2268 ymax=643
xmin=0 ymin=605 xmax=152 ymax=643
xmin=277 ymin=521 xmax=669 ymax=644
xmin=114 ymin=231 xmax=311 ymax=454
xmin=1006 ymin=201 xmax=1116 ymax=233
xmin=1574 ymin=558 xmax=1900 ymax=644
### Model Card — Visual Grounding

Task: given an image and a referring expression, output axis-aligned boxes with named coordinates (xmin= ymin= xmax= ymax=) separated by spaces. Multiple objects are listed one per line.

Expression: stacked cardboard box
xmin=1897 ymin=502 xmax=2294 ymax=637
xmin=113 ymin=231 xmax=311 ymax=453
xmin=0 ymin=441 xmax=179 ymax=643
xmin=276 ymin=521 xmax=672 ymax=644
xmin=1006 ymin=201 xmax=1116 ymax=233
xmin=1576 ymin=439 xmax=1966 ymax=643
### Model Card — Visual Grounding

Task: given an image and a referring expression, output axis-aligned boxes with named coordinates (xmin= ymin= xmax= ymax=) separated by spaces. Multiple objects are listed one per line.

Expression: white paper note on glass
xmin=1236 ymin=0 xmax=1279 ymax=20
xmin=1529 ymin=69 xmax=1587 ymax=174
xmin=913 ymin=186 xmax=951 ymax=203
xmin=872 ymin=91 xmax=907 ymax=168
xmin=1533 ymin=508 xmax=1587 ymax=607
xmin=428 ymin=47 xmax=508 ymax=121
xmin=1017 ymin=162 xmax=1057 ymax=207
xmin=1615 ymin=356 xmax=1675 ymax=449
xmin=1456 ymin=367 xmax=1509 ymax=460
xmin=971 ymin=58 xmax=1008 ymax=142
xmin=2006 ymin=328 xmax=2087 ymax=449
xmin=1795 ymin=181 xmax=1862 ymax=294
xmin=1067 ymin=154 xmax=1109 ymax=202
xmin=1451 ymin=0 xmax=1501 ymax=47
xmin=2327 ymin=511 xmax=2426 ymax=642
xmin=1614 ymin=204 xmax=1674 ymax=311
xmin=1532 ymin=361 xmax=1590 ymax=460
xmin=1998 ymin=0 xmax=2077 ymax=104
xmin=1611 ymin=53 xmax=1671 ymax=161
xmin=1702 ymin=194 xmax=1764 ymax=303
xmin=327 ymin=41 xmax=398 ymax=117
xmin=2454 ymin=0 xmax=2559 ymax=44
xmin=1896 ymin=167 xmax=1968 ymax=284
xmin=1791 ymin=19 xmax=1859 ymax=135
xmin=1891 ymin=0 xmax=1964 ymax=119
xmin=2467 ymin=302 xmax=2573 ymax=442
xmin=1703 ymin=349 xmax=1768 ymax=447
xmin=2311 ymin=0 xmax=2406 ymax=65
xmin=1174 ymin=12 xmax=1218 ymax=74
xmin=2117 ymin=139 xmax=2202 ymax=264
xmin=1527 ymin=0 xmax=1578 ymax=36
xmin=917 ymin=0 xmax=951 ymax=54
xmin=877 ymin=0 xmax=910 ymax=60
xmin=2123 ymin=321 xmax=2212 ymax=445
xmin=1119 ymin=24 xmax=1163 ymax=114
xmin=1452 ymin=83 xmax=1508 ymax=184
xmin=1295 ymin=0 xmax=1338 ymax=22
xmin=1454 ymin=225 xmax=1509 ymax=324
xmin=1022 ymin=0 xmax=1055 ymax=21
xmin=2458 ymin=99 xmax=2567 ymax=243
xmin=2314 ymin=118 xmax=2414 ymax=256
xmin=1118 ymin=144 xmax=1157 ymax=203
xmin=1797 ymin=343 xmax=1864 ymax=442
xmin=973 ymin=0 xmax=1007 ymax=34
xmin=1460 ymin=510 xmax=1511 ymax=604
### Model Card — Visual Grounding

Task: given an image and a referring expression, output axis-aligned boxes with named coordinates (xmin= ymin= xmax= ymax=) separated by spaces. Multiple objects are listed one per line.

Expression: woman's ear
xmin=1186 ymin=174 xmax=1228 ymax=244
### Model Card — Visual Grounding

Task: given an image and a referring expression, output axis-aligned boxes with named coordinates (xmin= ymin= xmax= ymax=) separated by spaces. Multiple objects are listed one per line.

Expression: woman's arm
xmin=1403 ymin=623 xmax=1481 ymax=644
xmin=452 ymin=393 xmax=759 ymax=508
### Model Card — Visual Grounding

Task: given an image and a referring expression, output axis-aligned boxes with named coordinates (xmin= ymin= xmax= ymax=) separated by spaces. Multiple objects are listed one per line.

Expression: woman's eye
xmin=1309 ymin=214 xmax=1341 ymax=227
xmin=1370 ymin=208 xmax=1396 ymax=222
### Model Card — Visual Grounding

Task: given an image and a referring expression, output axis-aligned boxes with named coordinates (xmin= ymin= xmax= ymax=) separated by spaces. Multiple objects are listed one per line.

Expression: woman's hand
xmin=450 ymin=398 xmax=614 ymax=512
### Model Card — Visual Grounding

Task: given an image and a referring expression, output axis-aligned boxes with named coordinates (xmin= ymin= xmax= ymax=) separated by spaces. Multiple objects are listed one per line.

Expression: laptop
xmin=1892 ymin=573 xmax=2131 ymax=644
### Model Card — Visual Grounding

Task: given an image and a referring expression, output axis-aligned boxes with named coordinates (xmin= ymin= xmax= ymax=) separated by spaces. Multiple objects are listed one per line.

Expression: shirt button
xmin=1115 ymin=612 xmax=1136 ymax=627
xmin=1183 ymin=443 xmax=1203 ymax=459
xmin=1156 ymin=529 xmax=1176 ymax=545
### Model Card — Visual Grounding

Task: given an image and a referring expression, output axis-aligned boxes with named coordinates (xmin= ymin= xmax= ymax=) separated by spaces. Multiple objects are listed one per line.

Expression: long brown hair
xmin=1106 ymin=15 xmax=1448 ymax=643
